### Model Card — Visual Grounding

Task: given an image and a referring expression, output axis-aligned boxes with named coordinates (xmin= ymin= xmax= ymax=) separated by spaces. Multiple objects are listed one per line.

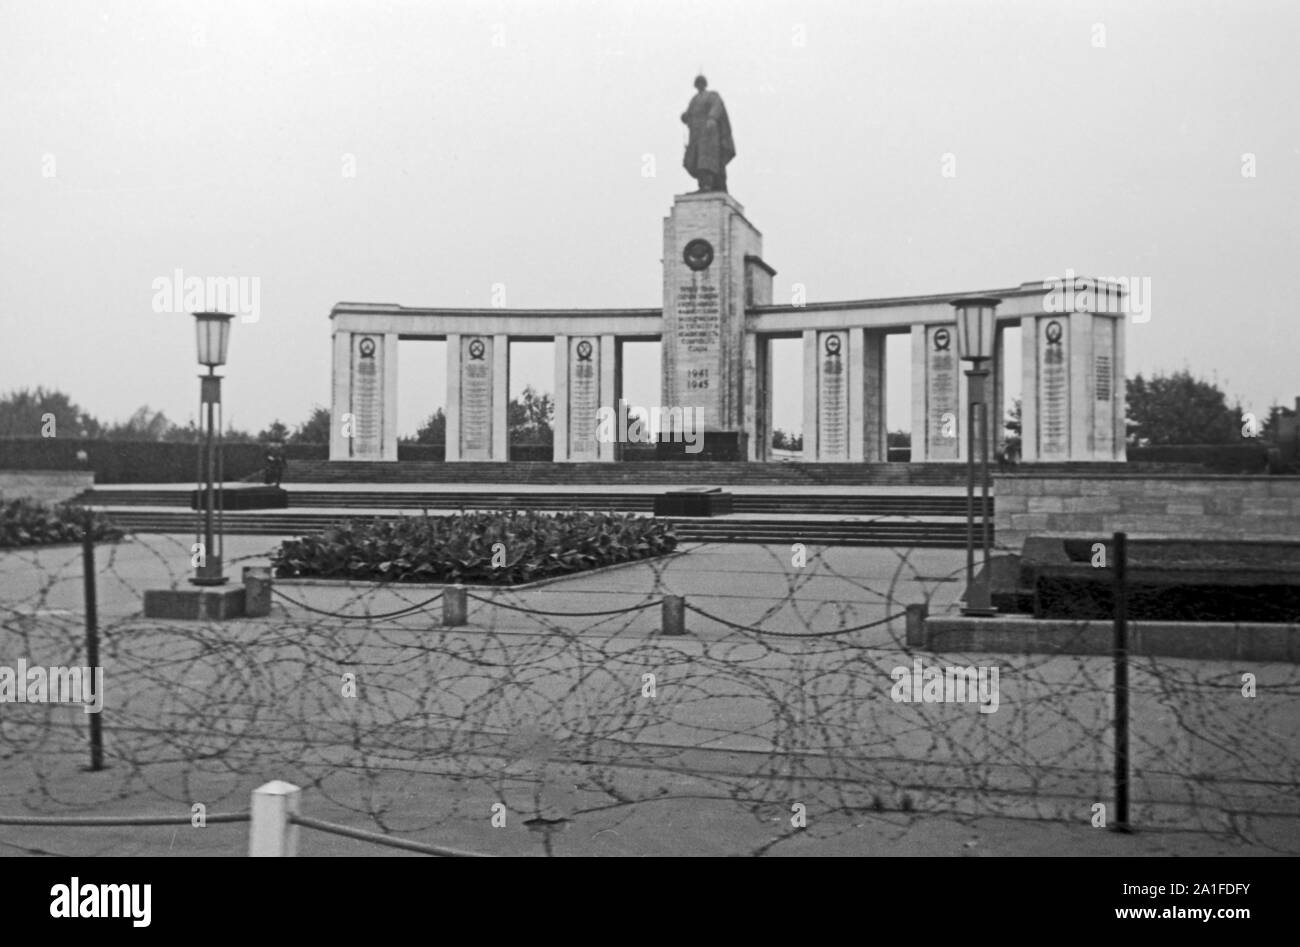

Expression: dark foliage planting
xmin=271 ymin=509 xmax=678 ymax=584
xmin=0 ymin=499 xmax=125 ymax=548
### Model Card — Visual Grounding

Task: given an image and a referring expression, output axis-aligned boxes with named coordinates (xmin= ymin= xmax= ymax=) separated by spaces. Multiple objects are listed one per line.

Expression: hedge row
xmin=0 ymin=438 xmax=327 ymax=484
xmin=0 ymin=499 xmax=125 ymax=548
xmin=271 ymin=510 xmax=678 ymax=585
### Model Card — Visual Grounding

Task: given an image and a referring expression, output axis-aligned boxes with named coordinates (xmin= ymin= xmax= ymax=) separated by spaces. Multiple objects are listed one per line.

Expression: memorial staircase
xmin=76 ymin=462 xmax=1128 ymax=549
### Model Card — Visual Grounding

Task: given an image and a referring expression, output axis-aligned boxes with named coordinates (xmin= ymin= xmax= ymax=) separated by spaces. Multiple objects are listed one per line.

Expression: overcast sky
xmin=3 ymin=0 xmax=1297 ymax=439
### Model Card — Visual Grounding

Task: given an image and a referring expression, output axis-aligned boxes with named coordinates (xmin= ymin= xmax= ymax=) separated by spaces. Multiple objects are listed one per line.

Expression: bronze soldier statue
xmin=682 ymin=75 xmax=735 ymax=192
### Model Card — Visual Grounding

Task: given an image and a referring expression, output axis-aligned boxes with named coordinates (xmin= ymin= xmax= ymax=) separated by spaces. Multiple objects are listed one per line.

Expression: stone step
xmin=93 ymin=509 xmax=977 ymax=548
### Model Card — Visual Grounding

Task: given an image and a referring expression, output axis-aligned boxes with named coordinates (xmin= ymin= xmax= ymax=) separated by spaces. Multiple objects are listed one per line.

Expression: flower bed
xmin=0 ymin=499 xmax=125 ymax=548
xmin=270 ymin=510 xmax=678 ymax=585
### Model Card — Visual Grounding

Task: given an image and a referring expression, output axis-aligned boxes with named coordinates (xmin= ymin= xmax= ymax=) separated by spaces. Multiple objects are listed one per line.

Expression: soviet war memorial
xmin=1 ymin=0 xmax=1298 ymax=923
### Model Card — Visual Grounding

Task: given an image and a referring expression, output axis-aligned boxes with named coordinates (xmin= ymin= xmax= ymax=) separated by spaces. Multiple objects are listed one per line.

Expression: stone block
xmin=1267 ymin=479 xmax=1300 ymax=497
xmin=1119 ymin=496 xmax=1172 ymax=514
xmin=1027 ymin=496 xmax=1065 ymax=513
xmin=1236 ymin=624 xmax=1296 ymax=662
xmin=1240 ymin=499 xmax=1294 ymax=518
xmin=1047 ymin=513 xmax=1103 ymax=533
xmin=1062 ymin=496 xmax=1122 ymax=513
xmin=1079 ymin=480 xmax=1122 ymax=496
xmin=996 ymin=495 xmax=1029 ymax=514
xmin=1204 ymin=496 xmax=1245 ymax=516
xmin=143 ymin=587 xmax=246 ymax=621
xmin=1134 ymin=624 xmax=1233 ymax=661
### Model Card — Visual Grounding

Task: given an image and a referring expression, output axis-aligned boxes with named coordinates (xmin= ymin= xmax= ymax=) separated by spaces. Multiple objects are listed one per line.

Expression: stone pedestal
xmin=662 ymin=192 xmax=766 ymax=447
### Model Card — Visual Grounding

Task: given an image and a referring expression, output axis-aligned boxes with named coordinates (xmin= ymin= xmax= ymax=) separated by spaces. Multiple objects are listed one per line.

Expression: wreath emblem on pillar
xmin=683 ymin=238 xmax=714 ymax=271
xmin=358 ymin=337 xmax=377 ymax=358
xmin=824 ymin=334 xmax=842 ymax=356
xmin=468 ymin=338 xmax=487 ymax=360
xmin=1045 ymin=320 xmax=1063 ymax=344
xmin=576 ymin=340 xmax=594 ymax=361
xmin=933 ymin=328 xmax=951 ymax=351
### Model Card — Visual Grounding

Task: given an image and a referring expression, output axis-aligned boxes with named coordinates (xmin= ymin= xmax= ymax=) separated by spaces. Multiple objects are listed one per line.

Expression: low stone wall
xmin=0 ymin=470 xmax=94 ymax=504
xmin=994 ymin=473 xmax=1300 ymax=551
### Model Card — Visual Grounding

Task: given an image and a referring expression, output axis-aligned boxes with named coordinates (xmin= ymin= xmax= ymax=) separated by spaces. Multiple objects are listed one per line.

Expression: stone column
xmin=742 ymin=331 xmax=760 ymax=461
xmin=598 ymin=335 xmax=617 ymax=461
xmin=847 ymin=328 xmax=865 ymax=462
xmin=920 ymin=324 xmax=962 ymax=462
xmin=816 ymin=329 xmax=850 ymax=461
xmin=382 ymin=332 xmax=398 ymax=461
xmin=492 ymin=334 xmax=509 ymax=461
xmin=552 ymin=335 xmax=569 ymax=461
xmin=339 ymin=332 xmax=389 ymax=461
xmin=457 ymin=334 xmax=494 ymax=461
xmin=862 ymin=329 xmax=888 ymax=462
xmin=445 ymin=334 xmax=461 ymax=461
xmin=1019 ymin=317 xmax=1038 ymax=463
xmin=802 ymin=330 xmax=818 ymax=461
xmin=329 ymin=331 xmax=351 ymax=460
xmin=910 ymin=324 xmax=928 ymax=462
xmin=564 ymin=335 xmax=602 ymax=462
xmin=1112 ymin=312 xmax=1127 ymax=460
xmin=1035 ymin=315 xmax=1071 ymax=461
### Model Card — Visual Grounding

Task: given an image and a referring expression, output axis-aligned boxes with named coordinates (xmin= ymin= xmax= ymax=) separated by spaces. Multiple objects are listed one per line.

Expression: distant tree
xmin=257 ymin=420 xmax=292 ymax=443
xmin=507 ymin=386 xmax=553 ymax=444
xmin=1003 ymin=398 xmax=1022 ymax=456
xmin=0 ymin=387 xmax=101 ymax=438
xmin=1126 ymin=371 xmax=1242 ymax=446
xmin=101 ymin=406 xmax=175 ymax=441
xmin=290 ymin=407 xmax=332 ymax=445
xmin=1260 ymin=401 xmax=1296 ymax=442
xmin=407 ymin=408 xmax=446 ymax=445
xmin=771 ymin=429 xmax=803 ymax=451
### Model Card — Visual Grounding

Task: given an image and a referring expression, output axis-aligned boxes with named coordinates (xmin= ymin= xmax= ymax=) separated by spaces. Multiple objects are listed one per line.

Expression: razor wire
xmin=1 ymin=528 xmax=1298 ymax=856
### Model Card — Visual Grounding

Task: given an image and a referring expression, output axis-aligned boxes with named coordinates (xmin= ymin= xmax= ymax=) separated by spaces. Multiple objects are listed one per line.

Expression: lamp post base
xmin=961 ymin=582 xmax=998 ymax=618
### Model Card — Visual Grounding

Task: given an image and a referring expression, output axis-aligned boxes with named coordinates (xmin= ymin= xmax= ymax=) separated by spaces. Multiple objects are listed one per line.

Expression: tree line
xmin=0 ymin=385 xmax=557 ymax=445
xmin=0 ymin=373 xmax=1293 ymax=447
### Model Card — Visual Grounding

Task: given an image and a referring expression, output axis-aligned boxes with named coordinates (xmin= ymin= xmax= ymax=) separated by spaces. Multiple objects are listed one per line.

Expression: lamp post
xmin=191 ymin=312 xmax=234 ymax=586
xmin=950 ymin=296 xmax=1000 ymax=617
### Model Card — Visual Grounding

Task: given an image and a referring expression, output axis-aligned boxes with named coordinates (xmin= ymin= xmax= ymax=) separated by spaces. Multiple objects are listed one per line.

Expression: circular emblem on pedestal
xmin=683 ymin=238 xmax=714 ymax=271
xmin=1045 ymin=320 xmax=1063 ymax=344
xmin=576 ymin=340 xmax=594 ymax=361
xmin=468 ymin=338 xmax=487 ymax=360
xmin=933 ymin=328 xmax=951 ymax=351
xmin=824 ymin=334 xmax=842 ymax=356
xmin=358 ymin=337 xmax=377 ymax=358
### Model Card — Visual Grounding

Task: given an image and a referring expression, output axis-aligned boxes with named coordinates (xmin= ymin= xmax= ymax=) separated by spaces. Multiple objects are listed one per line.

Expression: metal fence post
xmin=249 ymin=780 xmax=301 ymax=856
xmin=82 ymin=510 xmax=103 ymax=772
xmin=662 ymin=595 xmax=686 ymax=636
xmin=443 ymin=585 xmax=468 ymax=626
xmin=243 ymin=566 xmax=273 ymax=618
xmin=905 ymin=603 xmax=928 ymax=647
xmin=1112 ymin=531 xmax=1130 ymax=833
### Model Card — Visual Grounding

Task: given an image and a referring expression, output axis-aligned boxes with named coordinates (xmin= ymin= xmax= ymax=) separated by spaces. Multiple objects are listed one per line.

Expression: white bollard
xmin=249 ymin=780 xmax=302 ymax=856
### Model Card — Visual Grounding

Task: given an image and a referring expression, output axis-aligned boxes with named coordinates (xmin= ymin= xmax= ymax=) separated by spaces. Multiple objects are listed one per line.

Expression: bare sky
xmin=3 ymin=0 xmax=1297 ymax=439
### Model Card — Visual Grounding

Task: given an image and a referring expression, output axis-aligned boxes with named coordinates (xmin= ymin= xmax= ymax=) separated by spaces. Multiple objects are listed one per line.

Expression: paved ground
xmin=2 ymin=536 xmax=1297 ymax=856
